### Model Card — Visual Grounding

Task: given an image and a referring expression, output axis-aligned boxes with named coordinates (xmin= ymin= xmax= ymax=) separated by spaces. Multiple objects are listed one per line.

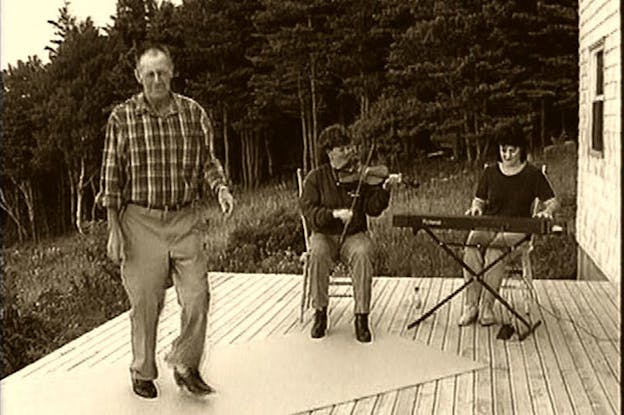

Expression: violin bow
xmin=338 ymin=143 xmax=376 ymax=245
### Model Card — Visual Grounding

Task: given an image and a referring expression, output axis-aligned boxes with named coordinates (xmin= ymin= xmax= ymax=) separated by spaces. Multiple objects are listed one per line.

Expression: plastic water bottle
xmin=411 ymin=286 xmax=422 ymax=309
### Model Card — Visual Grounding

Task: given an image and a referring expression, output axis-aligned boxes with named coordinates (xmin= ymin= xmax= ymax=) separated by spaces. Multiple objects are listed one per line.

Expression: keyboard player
xmin=458 ymin=122 xmax=559 ymax=327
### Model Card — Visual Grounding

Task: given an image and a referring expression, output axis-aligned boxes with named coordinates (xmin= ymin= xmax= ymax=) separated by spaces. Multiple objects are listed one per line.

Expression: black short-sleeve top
xmin=475 ymin=163 xmax=555 ymax=217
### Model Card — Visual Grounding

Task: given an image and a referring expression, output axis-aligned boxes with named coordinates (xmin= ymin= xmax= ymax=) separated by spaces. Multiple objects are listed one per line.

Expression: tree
xmin=175 ymin=0 xmax=259 ymax=184
xmin=44 ymin=14 xmax=117 ymax=232
xmin=1 ymin=58 xmax=46 ymax=241
xmin=251 ymin=0 xmax=339 ymax=173
xmin=329 ymin=0 xmax=391 ymax=118
xmin=514 ymin=0 xmax=578 ymax=148
xmin=380 ymin=0 xmax=532 ymax=162
xmin=104 ymin=0 xmax=159 ymax=102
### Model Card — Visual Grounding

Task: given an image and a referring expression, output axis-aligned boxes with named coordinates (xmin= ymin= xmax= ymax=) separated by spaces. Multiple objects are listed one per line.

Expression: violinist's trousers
xmin=308 ymin=232 xmax=374 ymax=314
xmin=120 ymin=203 xmax=209 ymax=381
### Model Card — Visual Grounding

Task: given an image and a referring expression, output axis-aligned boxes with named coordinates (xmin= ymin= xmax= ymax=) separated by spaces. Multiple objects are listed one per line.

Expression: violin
xmin=336 ymin=144 xmax=417 ymax=245
xmin=337 ymin=163 xmax=419 ymax=188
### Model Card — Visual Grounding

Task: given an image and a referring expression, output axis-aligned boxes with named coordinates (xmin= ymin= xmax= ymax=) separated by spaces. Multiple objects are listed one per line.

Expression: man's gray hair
xmin=136 ymin=45 xmax=173 ymax=69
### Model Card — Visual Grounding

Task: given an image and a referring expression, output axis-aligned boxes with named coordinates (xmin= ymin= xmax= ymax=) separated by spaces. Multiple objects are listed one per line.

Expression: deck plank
xmin=356 ymin=277 xmax=410 ymax=415
xmin=2 ymin=275 xmax=620 ymax=415
xmin=351 ymin=278 xmax=401 ymax=415
xmin=582 ymin=282 xmax=620 ymax=330
xmin=547 ymin=281 xmax=619 ymax=415
xmin=511 ymin=286 xmax=555 ymax=415
xmin=408 ymin=277 xmax=441 ymax=414
xmin=432 ymin=278 xmax=462 ymax=415
xmin=527 ymin=287 xmax=576 ymax=415
xmin=566 ymin=282 xmax=620 ymax=383
xmin=560 ymin=282 xmax=621 ymax=413
xmin=453 ymin=287 xmax=477 ymax=415
xmin=489 ymin=288 xmax=514 ymax=415
xmin=391 ymin=277 xmax=436 ymax=415
xmin=540 ymin=281 xmax=606 ymax=414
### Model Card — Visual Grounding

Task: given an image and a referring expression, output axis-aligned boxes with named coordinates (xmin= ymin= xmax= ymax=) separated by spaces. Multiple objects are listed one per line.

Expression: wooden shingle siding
xmin=577 ymin=0 xmax=622 ymax=282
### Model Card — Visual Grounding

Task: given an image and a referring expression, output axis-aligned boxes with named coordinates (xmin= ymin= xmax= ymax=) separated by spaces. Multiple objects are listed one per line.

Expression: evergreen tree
xmin=1 ymin=58 xmax=46 ymax=241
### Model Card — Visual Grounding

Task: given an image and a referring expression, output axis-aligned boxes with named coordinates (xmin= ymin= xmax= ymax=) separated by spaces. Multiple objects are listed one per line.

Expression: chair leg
xmin=520 ymin=253 xmax=534 ymax=315
xmin=300 ymin=258 xmax=310 ymax=323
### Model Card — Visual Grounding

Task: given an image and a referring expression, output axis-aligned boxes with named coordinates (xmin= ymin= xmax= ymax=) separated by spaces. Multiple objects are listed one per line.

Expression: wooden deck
xmin=2 ymin=273 xmax=620 ymax=414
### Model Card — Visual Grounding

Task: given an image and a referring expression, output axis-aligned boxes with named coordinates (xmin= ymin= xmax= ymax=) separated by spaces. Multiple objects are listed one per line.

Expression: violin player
xmin=299 ymin=124 xmax=401 ymax=342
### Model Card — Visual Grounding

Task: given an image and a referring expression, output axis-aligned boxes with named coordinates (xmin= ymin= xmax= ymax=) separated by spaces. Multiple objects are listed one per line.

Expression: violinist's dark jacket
xmin=299 ymin=164 xmax=390 ymax=236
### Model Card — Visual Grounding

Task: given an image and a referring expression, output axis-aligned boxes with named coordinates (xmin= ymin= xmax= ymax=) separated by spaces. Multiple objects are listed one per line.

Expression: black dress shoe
xmin=174 ymin=367 xmax=215 ymax=396
xmin=132 ymin=378 xmax=158 ymax=399
xmin=310 ymin=307 xmax=327 ymax=339
xmin=355 ymin=313 xmax=372 ymax=343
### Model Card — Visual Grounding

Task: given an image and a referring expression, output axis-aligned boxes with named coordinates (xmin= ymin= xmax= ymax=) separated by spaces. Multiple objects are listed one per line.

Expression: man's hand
xmin=332 ymin=208 xmax=353 ymax=224
xmin=218 ymin=186 xmax=235 ymax=217
xmin=106 ymin=208 xmax=124 ymax=264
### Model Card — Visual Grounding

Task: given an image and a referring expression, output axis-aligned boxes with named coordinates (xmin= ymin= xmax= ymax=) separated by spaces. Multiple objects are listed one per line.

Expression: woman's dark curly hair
xmin=496 ymin=121 xmax=528 ymax=162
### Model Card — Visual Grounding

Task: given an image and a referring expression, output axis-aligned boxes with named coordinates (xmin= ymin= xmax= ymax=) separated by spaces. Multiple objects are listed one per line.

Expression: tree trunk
xmin=540 ymin=98 xmax=546 ymax=151
xmin=15 ymin=179 xmax=37 ymax=242
xmin=463 ymin=112 xmax=473 ymax=162
xmin=310 ymin=56 xmax=319 ymax=170
xmin=222 ymin=107 xmax=230 ymax=178
xmin=253 ymin=130 xmax=262 ymax=187
xmin=264 ymin=131 xmax=273 ymax=179
xmin=90 ymin=180 xmax=98 ymax=222
xmin=68 ymin=169 xmax=77 ymax=233
xmin=0 ymin=186 xmax=27 ymax=242
xmin=241 ymin=130 xmax=248 ymax=188
xmin=473 ymin=113 xmax=481 ymax=162
xmin=76 ymin=157 xmax=86 ymax=234
xmin=298 ymin=75 xmax=309 ymax=174
xmin=360 ymin=94 xmax=369 ymax=118
xmin=306 ymin=107 xmax=314 ymax=169
xmin=59 ymin=172 xmax=66 ymax=233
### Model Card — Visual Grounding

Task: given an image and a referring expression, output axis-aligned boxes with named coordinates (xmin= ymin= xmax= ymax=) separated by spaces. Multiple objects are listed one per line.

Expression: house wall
xmin=577 ymin=0 xmax=622 ymax=282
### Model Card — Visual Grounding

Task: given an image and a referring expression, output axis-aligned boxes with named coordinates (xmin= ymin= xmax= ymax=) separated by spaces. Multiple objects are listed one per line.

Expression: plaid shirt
xmin=98 ymin=93 xmax=227 ymax=210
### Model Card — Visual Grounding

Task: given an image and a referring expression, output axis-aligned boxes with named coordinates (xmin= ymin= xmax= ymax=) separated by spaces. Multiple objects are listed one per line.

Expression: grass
xmin=1 ymin=142 xmax=578 ymax=377
xmin=201 ymin=142 xmax=578 ymax=279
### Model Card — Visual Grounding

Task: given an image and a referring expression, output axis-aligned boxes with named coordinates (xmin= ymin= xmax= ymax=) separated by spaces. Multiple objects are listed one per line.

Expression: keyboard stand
xmin=406 ymin=226 xmax=541 ymax=341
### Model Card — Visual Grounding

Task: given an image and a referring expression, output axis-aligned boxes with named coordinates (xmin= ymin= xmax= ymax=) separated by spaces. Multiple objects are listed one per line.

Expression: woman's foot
xmin=458 ymin=305 xmax=478 ymax=326
xmin=479 ymin=305 xmax=495 ymax=326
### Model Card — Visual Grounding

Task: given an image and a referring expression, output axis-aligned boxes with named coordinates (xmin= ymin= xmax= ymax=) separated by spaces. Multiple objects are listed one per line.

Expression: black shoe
xmin=310 ymin=307 xmax=327 ymax=339
xmin=132 ymin=378 xmax=158 ymax=399
xmin=355 ymin=313 xmax=372 ymax=343
xmin=174 ymin=367 xmax=215 ymax=396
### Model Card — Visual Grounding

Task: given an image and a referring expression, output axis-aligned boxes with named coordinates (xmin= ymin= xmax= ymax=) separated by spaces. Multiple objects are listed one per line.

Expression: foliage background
xmin=1 ymin=143 xmax=578 ymax=377
xmin=1 ymin=0 xmax=578 ymax=244
xmin=1 ymin=0 xmax=580 ymax=379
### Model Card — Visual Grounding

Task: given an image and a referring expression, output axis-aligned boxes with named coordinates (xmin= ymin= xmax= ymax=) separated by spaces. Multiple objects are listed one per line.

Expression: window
xmin=590 ymin=48 xmax=604 ymax=153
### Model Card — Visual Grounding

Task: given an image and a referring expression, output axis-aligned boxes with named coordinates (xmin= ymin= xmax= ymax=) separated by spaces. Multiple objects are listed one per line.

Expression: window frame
xmin=588 ymin=39 xmax=606 ymax=156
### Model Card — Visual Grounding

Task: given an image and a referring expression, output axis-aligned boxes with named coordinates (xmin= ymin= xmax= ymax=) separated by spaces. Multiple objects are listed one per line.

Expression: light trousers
xmin=120 ymin=204 xmax=209 ymax=381
xmin=462 ymin=230 xmax=526 ymax=308
xmin=308 ymin=232 xmax=374 ymax=314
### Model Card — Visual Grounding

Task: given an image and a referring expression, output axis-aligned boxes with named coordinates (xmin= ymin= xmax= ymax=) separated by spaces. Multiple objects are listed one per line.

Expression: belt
xmin=129 ymin=201 xmax=193 ymax=212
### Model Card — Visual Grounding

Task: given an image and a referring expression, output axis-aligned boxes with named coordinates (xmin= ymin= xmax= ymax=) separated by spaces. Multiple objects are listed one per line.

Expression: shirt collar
xmin=133 ymin=92 xmax=181 ymax=117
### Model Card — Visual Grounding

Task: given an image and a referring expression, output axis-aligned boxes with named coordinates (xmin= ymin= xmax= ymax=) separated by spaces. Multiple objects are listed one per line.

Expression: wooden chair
xmin=297 ymin=168 xmax=353 ymax=322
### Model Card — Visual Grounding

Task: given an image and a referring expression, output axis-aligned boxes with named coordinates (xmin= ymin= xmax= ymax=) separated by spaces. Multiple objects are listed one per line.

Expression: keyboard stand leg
xmin=406 ymin=279 xmax=473 ymax=330
xmin=406 ymin=227 xmax=541 ymax=340
xmin=476 ymin=277 xmax=541 ymax=340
